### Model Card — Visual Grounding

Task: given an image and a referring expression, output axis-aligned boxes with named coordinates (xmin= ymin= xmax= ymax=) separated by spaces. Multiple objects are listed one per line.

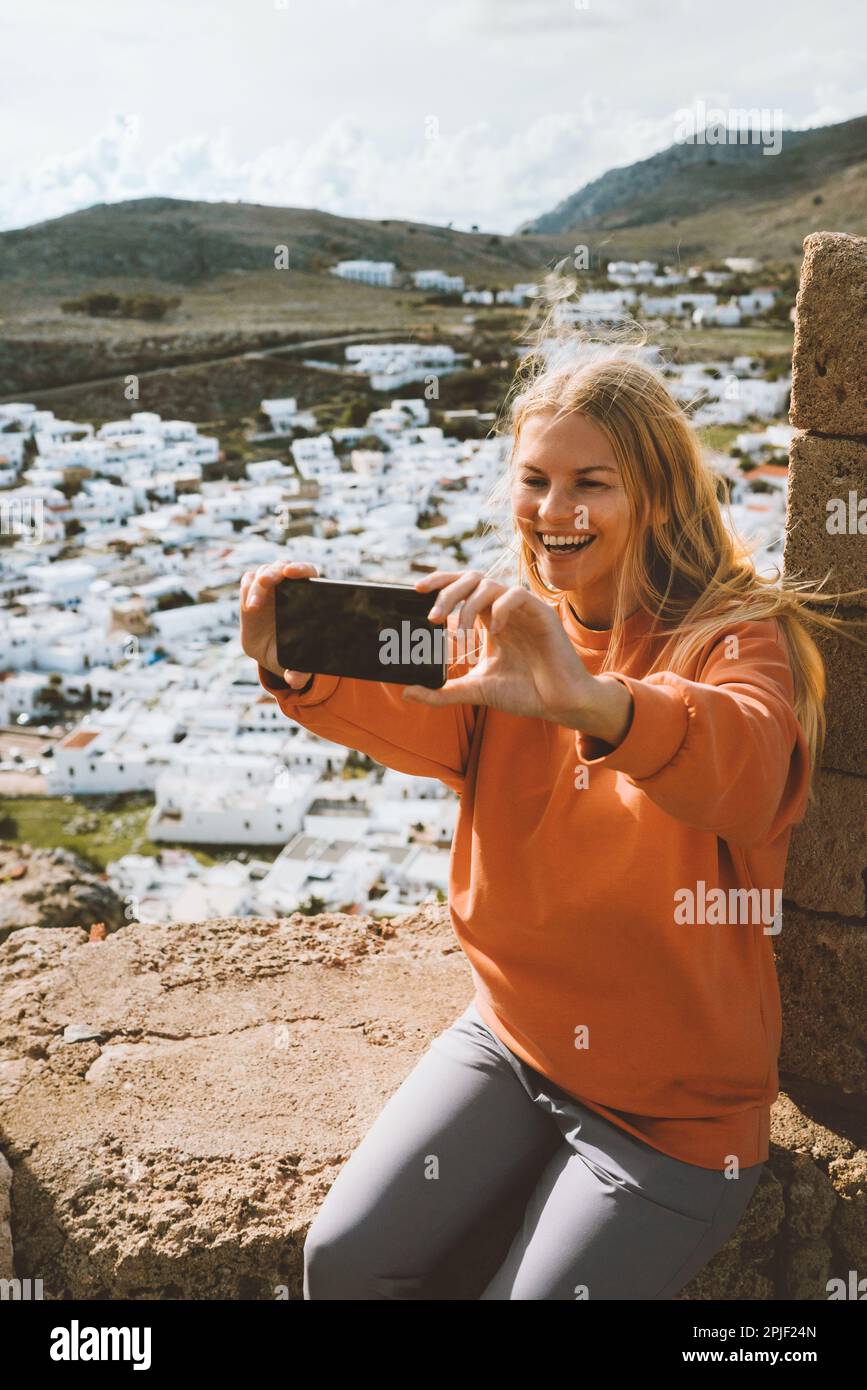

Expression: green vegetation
xmin=697 ymin=424 xmax=744 ymax=454
xmin=60 ymin=291 xmax=182 ymax=321
xmin=295 ymin=893 xmax=328 ymax=915
xmin=339 ymin=396 xmax=372 ymax=428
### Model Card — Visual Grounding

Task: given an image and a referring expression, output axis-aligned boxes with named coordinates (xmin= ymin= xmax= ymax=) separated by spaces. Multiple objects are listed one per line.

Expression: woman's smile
xmin=536 ymin=531 xmax=598 ymax=557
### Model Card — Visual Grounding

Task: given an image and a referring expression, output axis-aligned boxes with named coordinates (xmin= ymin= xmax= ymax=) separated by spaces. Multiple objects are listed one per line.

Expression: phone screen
xmin=274 ymin=576 xmax=448 ymax=688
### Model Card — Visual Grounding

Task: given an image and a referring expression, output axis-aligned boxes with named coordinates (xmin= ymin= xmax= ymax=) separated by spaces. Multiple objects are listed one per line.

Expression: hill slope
xmin=0 ymin=197 xmax=560 ymax=288
xmin=518 ymin=114 xmax=867 ymax=262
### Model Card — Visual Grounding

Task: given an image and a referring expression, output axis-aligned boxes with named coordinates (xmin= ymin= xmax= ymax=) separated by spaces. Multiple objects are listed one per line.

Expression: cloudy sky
xmin=2 ymin=0 xmax=864 ymax=233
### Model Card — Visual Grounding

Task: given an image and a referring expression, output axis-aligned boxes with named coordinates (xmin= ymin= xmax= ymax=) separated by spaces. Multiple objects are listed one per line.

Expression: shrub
xmin=60 ymin=292 xmax=181 ymax=321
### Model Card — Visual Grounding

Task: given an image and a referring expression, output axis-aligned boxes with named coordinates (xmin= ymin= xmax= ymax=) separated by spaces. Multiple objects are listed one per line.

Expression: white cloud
xmin=1 ymin=108 xmax=667 ymax=233
xmin=0 ymin=62 xmax=862 ymax=236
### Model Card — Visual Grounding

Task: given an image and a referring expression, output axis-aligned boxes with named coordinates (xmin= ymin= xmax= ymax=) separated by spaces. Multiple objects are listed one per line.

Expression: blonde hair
xmin=479 ymin=286 xmax=867 ymax=804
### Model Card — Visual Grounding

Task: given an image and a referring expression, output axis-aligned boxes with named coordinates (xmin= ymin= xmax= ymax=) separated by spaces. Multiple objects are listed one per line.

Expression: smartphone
xmin=274 ymin=576 xmax=448 ymax=689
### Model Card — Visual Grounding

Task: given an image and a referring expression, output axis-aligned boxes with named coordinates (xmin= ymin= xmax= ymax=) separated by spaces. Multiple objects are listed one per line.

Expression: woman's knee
xmin=303 ymin=1214 xmax=363 ymax=1299
xmin=303 ymin=1211 xmax=426 ymax=1300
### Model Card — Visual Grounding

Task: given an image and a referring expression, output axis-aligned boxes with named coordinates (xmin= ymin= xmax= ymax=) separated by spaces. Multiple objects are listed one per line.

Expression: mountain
xmin=0 ymin=197 xmax=560 ymax=288
xmin=517 ymin=114 xmax=867 ymax=263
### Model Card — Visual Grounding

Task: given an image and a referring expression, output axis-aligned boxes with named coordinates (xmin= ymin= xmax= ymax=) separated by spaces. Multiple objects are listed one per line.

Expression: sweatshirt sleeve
xmin=255 ymin=613 xmax=479 ymax=795
xmin=573 ymin=619 xmax=812 ymax=849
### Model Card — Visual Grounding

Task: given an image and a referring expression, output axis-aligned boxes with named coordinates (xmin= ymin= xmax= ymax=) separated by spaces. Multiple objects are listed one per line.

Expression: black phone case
xmin=274 ymin=576 xmax=448 ymax=689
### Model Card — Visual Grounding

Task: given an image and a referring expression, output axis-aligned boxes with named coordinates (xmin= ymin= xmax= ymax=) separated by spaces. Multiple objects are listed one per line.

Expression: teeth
xmin=539 ymin=533 xmax=595 ymax=548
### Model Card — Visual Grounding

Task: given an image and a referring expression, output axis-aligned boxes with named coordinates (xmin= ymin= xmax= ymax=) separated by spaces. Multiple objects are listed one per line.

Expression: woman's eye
xmin=516 ymin=478 xmax=605 ymax=489
xmin=521 ymin=478 xmax=605 ymax=489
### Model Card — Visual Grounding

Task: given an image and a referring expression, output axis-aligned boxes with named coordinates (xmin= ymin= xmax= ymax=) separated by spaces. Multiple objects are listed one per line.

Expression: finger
xmin=248 ymin=560 xmax=314 ymax=608
xmin=240 ymin=571 xmax=265 ymax=608
xmin=488 ymin=586 xmax=556 ymax=637
xmin=454 ymin=579 xmax=507 ymax=634
xmin=427 ymin=571 xmax=485 ymax=621
xmin=401 ymin=674 xmax=485 ymax=706
xmin=488 ymin=589 xmax=517 ymax=635
xmin=245 ymin=562 xmax=274 ymax=608
xmin=413 ymin=570 xmax=464 ymax=593
xmin=283 ymin=670 xmax=312 ymax=689
xmin=281 ymin=561 xmax=318 ymax=576
xmin=263 ymin=559 xmax=313 ymax=585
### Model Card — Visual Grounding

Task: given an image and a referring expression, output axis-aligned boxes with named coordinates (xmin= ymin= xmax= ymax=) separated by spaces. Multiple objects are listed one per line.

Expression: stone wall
xmin=777 ymin=230 xmax=867 ymax=1292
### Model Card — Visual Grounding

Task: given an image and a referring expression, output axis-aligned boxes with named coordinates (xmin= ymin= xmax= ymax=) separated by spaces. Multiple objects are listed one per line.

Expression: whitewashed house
xmin=738 ymin=290 xmax=777 ymax=316
xmin=0 ymin=671 xmax=50 ymax=722
xmin=147 ymin=767 xmax=318 ymax=845
xmin=412 ymin=270 xmax=465 ymax=293
xmin=692 ymin=303 xmax=742 ymax=327
xmin=253 ymin=833 xmax=384 ymax=914
xmin=291 ymin=435 xmax=340 ymax=479
xmin=331 ymin=260 xmax=397 ymax=286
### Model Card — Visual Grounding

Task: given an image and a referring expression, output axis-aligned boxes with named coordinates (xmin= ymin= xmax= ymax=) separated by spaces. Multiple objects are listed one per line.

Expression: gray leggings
xmin=303 ymin=1000 xmax=765 ymax=1300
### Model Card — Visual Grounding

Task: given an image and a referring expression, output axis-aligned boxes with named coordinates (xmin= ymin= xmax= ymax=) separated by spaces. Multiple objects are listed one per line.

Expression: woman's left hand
xmin=401 ymin=569 xmax=597 ymax=724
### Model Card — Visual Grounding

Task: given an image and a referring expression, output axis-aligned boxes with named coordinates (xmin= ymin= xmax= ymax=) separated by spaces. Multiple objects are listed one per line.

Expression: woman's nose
xmin=538 ymin=508 xmax=578 ymax=528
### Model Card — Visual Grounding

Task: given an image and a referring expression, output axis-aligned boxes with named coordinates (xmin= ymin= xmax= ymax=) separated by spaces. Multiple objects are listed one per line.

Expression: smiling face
xmin=510 ymin=407 xmax=638 ymax=628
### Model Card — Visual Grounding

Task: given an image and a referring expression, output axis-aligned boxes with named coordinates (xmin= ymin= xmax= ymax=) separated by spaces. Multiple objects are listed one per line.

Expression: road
xmin=0 ymin=328 xmax=423 ymax=406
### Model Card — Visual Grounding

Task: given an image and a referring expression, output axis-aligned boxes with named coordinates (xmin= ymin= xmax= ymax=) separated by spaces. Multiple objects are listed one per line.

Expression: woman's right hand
xmin=239 ymin=560 xmax=318 ymax=689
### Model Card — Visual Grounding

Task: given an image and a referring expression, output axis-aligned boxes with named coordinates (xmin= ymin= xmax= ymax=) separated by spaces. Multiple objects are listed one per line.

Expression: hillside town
xmin=0 ymin=298 xmax=794 ymax=927
xmin=332 ymin=254 xmax=782 ymax=328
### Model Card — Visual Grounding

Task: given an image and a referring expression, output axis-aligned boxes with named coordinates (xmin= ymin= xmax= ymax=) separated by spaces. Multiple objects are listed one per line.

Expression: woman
xmin=239 ymin=342 xmax=862 ymax=1300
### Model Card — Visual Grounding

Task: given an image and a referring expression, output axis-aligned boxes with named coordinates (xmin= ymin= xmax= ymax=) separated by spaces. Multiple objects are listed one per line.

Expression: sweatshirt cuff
xmin=257 ymin=663 xmax=340 ymax=708
xmin=574 ymin=673 xmax=690 ymax=780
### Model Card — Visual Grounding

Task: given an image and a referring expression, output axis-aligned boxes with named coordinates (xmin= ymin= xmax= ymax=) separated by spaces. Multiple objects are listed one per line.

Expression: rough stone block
xmin=777 ymin=909 xmax=867 ymax=1097
xmin=814 ymin=615 xmax=867 ymax=776
xmin=785 ymin=767 xmax=867 ymax=917
xmin=0 ymin=913 xmax=474 ymax=1300
xmin=784 ymin=432 xmax=867 ymax=598
xmin=790 ymin=231 xmax=867 ymax=436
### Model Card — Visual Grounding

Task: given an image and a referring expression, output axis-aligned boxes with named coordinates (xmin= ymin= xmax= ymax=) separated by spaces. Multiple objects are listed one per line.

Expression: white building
xmin=46 ymin=720 xmax=177 ymax=795
xmin=331 ymin=260 xmax=397 ymax=287
xmin=639 ymin=295 xmax=688 ymax=319
xmin=22 ymin=559 xmax=98 ymax=604
xmin=495 ymin=282 xmax=538 ymax=306
xmin=253 ymin=832 xmax=384 ymax=914
xmin=554 ymin=292 xmax=634 ymax=326
xmin=291 ymin=435 xmax=340 ymax=479
xmin=738 ymin=289 xmax=777 ymax=316
xmin=412 ymin=269 xmax=465 ymax=293
xmin=148 ymin=767 xmax=319 ymax=845
xmin=607 ymin=260 xmax=657 ymax=285
xmin=693 ymin=303 xmax=742 ymax=327
xmin=260 ymin=398 xmax=318 ymax=433
xmin=734 ymin=424 xmax=796 ymax=456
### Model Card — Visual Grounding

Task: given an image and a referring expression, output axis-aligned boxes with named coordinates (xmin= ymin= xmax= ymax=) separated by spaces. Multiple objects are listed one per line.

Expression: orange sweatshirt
xmin=257 ymin=595 xmax=812 ymax=1170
